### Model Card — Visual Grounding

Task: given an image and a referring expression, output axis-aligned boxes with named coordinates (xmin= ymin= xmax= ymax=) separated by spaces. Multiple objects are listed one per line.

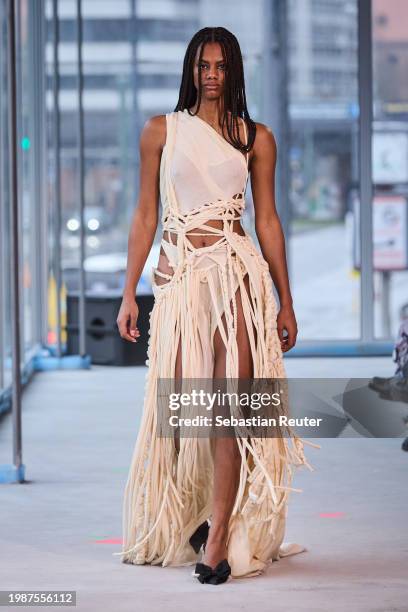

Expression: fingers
xmin=117 ymin=316 xmax=137 ymax=342
xmin=277 ymin=323 xmax=297 ymax=352
xmin=276 ymin=324 xmax=285 ymax=344
xmin=281 ymin=328 xmax=297 ymax=352
xmin=117 ymin=306 xmax=141 ymax=343
xmin=129 ymin=310 xmax=140 ymax=340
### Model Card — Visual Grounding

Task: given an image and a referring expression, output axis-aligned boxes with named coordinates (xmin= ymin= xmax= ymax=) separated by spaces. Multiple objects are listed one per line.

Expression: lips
xmin=204 ymin=85 xmax=219 ymax=89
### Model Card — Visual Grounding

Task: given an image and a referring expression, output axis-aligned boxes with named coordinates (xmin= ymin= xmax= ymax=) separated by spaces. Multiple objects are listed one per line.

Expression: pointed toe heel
xmin=194 ymin=559 xmax=231 ymax=585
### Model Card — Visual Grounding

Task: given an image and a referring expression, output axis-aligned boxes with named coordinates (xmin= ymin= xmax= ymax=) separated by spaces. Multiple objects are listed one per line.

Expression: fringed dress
xmin=113 ymin=109 xmax=317 ymax=578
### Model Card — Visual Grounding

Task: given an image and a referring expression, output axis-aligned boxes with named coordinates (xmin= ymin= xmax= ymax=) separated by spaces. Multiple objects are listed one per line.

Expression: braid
xmin=174 ymin=27 xmax=255 ymax=156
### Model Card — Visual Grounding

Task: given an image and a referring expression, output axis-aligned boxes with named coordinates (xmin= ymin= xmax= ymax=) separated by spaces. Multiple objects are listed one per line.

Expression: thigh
xmin=212 ymin=273 xmax=257 ymax=462
xmin=213 ymin=272 xmax=257 ymax=379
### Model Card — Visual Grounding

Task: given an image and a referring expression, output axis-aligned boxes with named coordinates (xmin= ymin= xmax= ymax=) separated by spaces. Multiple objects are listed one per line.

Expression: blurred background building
xmin=1 ymin=0 xmax=408 ymax=396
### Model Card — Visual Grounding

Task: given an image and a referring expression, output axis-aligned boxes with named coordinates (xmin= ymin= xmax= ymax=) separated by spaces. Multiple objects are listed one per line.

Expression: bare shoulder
xmin=140 ymin=114 xmax=167 ymax=152
xmin=248 ymin=121 xmax=277 ymax=168
xmin=253 ymin=121 xmax=277 ymax=151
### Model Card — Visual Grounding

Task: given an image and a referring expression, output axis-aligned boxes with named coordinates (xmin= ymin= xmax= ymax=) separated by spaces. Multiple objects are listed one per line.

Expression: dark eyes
xmin=199 ymin=63 xmax=225 ymax=70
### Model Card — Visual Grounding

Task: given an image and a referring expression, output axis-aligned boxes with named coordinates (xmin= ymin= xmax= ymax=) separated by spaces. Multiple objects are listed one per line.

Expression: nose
xmin=207 ymin=66 xmax=218 ymax=80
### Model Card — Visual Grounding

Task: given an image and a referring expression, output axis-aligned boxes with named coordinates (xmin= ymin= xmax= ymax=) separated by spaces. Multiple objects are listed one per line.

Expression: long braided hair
xmin=174 ymin=27 xmax=256 ymax=158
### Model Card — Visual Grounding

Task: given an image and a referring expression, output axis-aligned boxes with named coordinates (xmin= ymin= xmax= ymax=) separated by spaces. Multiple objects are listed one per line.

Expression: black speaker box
xmin=65 ymin=290 xmax=154 ymax=366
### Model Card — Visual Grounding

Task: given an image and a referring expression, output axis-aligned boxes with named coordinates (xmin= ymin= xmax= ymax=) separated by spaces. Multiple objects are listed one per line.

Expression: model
xmin=114 ymin=26 xmax=316 ymax=585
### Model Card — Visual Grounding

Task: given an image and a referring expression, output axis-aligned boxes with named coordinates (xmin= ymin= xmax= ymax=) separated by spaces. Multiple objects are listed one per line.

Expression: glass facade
xmin=0 ymin=0 xmax=403 ymax=401
xmin=372 ymin=0 xmax=408 ymax=339
xmin=287 ymin=0 xmax=360 ymax=341
xmin=44 ymin=0 xmax=267 ymax=300
xmin=1 ymin=0 xmax=45 ymax=394
xmin=0 ymin=0 xmax=11 ymax=390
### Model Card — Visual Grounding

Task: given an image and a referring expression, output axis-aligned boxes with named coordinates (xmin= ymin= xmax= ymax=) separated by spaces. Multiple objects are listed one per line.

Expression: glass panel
xmin=45 ymin=0 xmax=78 ymax=347
xmin=0 ymin=0 xmax=42 ymax=385
xmin=0 ymin=0 xmax=12 ymax=389
xmin=80 ymin=1 xmax=135 ymax=293
xmin=372 ymin=0 xmax=408 ymax=339
xmin=287 ymin=0 xmax=360 ymax=340
xmin=17 ymin=0 xmax=38 ymax=352
xmin=44 ymin=1 xmax=266 ymax=299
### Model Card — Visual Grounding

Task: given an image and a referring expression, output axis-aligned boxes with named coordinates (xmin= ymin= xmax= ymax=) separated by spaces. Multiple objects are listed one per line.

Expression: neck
xmin=190 ymin=99 xmax=226 ymax=126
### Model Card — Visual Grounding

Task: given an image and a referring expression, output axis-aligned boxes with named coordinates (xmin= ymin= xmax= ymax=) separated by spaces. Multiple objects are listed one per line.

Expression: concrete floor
xmin=0 ymin=357 xmax=407 ymax=611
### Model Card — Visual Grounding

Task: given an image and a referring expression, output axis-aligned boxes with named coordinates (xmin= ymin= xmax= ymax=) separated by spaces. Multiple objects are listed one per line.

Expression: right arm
xmin=116 ymin=114 xmax=166 ymax=343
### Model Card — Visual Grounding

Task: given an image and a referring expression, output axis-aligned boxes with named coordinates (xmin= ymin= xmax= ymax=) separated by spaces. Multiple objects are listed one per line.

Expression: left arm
xmin=249 ymin=122 xmax=297 ymax=352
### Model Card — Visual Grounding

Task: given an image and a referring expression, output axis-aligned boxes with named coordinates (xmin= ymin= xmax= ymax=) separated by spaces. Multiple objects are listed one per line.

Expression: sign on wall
xmin=352 ymin=193 xmax=408 ymax=271
xmin=372 ymin=132 xmax=408 ymax=185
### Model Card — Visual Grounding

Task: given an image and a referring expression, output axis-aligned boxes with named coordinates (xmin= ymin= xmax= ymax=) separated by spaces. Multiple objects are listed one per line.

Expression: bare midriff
xmin=160 ymin=218 xmax=245 ymax=251
xmin=159 ymin=189 xmax=247 ymax=252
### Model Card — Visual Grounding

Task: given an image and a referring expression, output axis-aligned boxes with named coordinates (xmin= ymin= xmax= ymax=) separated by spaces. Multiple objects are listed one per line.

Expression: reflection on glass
xmin=18 ymin=0 xmax=36 ymax=352
xmin=45 ymin=1 xmax=266 ymax=298
xmin=1 ymin=0 xmax=12 ymax=388
xmin=288 ymin=0 xmax=360 ymax=340
xmin=372 ymin=0 xmax=408 ymax=339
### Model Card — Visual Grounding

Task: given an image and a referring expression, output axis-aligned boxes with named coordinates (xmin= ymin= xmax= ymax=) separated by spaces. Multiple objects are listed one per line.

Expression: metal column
xmin=262 ymin=0 xmax=291 ymax=300
xmin=263 ymin=0 xmax=290 ymax=237
xmin=76 ymin=0 xmax=86 ymax=356
xmin=6 ymin=0 xmax=24 ymax=482
xmin=358 ymin=0 xmax=375 ymax=342
xmin=28 ymin=0 xmax=46 ymax=349
xmin=52 ymin=0 xmax=62 ymax=357
xmin=275 ymin=0 xmax=290 ymax=240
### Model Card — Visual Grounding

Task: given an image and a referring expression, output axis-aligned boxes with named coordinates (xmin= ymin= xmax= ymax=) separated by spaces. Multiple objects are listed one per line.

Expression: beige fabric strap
xmin=113 ymin=110 xmax=320 ymax=578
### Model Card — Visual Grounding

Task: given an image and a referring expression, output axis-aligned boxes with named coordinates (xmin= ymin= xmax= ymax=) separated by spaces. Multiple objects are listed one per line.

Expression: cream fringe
xmin=112 ymin=112 xmax=320 ymax=578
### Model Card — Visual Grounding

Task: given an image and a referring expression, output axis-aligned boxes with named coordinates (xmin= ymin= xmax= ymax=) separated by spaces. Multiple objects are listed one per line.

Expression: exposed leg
xmin=204 ymin=272 xmax=257 ymax=569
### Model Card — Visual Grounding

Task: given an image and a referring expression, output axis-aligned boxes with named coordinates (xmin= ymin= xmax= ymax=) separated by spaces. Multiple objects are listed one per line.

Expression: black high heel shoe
xmin=189 ymin=521 xmax=210 ymax=554
xmin=194 ymin=559 xmax=231 ymax=585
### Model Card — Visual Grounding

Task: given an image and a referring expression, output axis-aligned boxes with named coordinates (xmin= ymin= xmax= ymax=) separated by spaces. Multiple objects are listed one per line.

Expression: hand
xmin=277 ymin=303 xmax=297 ymax=352
xmin=116 ymin=295 xmax=140 ymax=343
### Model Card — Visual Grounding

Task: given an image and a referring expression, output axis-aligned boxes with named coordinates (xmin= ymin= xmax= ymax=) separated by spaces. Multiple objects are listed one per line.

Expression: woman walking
xmin=114 ymin=27 xmax=315 ymax=585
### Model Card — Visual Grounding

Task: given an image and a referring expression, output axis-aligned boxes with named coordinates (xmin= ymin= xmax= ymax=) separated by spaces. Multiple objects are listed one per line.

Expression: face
xmin=192 ymin=42 xmax=226 ymax=101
